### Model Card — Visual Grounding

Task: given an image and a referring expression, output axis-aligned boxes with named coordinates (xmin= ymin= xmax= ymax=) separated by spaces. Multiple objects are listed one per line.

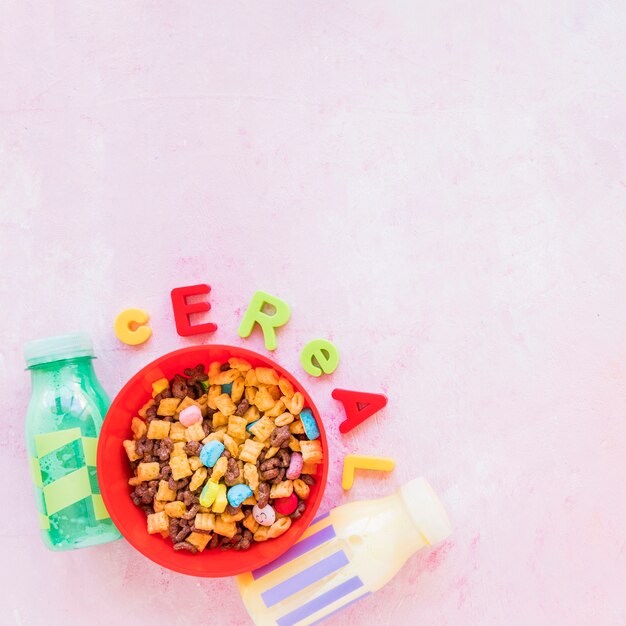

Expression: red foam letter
xmin=332 ymin=388 xmax=388 ymax=434
xmin=170 ymin=284 xmax=217 ymax=337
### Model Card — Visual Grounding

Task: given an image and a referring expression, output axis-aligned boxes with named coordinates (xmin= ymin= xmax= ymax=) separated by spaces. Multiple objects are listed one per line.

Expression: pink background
xmin=1 ymin=2 xmax=625 ymax=624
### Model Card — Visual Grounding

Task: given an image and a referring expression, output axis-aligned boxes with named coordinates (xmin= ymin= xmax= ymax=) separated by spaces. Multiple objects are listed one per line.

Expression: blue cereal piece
xmin=222 ymin=382 xmax=233 ymax=395
xmin=227 ymin=484 xmax=253 ymax=508
xmin=246 ymin=419 xmax=259 ymax=432
xmin=199 ymin=440 xmax=225 ymax=468
xmin=300 ymin=408 xmax=320 ymax=440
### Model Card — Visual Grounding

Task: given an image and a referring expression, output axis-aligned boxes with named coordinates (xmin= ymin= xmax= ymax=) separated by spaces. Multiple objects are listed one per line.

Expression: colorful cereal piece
xmin=199 ymin=480 xmax=219 ymax=507
xmin=212 ymin=483 xmax=228 ymax=514
xmin=273 ymin=493 xmax=298 ymax=516
xmin=179 ymin=405 xmax=202 ymax=427
xmin=299 ymin=408 xmax=320 ymax=440
xmin=253 ymin=503 xmax=276 ymax=527
xmin=151 ymin=377 xmax=169 ymax=397
xmin=222 ymin=382 xmax=233 ymax=395
xmin=200 ymin=440 xmax=225 ymax=468
xmin=286 ymin=452 xmax=303 ymax=480
xmin=246 ymin=419 xmax=259 ymax=432
xmin=227 ymin=484 xmax=253 ymax=508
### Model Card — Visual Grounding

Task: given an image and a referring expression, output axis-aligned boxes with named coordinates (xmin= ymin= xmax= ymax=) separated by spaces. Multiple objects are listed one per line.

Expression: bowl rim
xmin=97 ymin=344 xmax=328 ymax=577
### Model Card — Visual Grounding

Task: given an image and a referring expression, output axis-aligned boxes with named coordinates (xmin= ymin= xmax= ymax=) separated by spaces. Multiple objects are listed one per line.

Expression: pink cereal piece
xmin=179 ymin=405 xmax=202 ymax=427
xmin=286 ymin=452 xmax=303 ymax=480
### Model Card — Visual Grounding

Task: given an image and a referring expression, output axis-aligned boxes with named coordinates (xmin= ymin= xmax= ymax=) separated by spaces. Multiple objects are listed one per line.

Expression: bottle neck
xmin=29 ymin=357 xmax=96 ymax=387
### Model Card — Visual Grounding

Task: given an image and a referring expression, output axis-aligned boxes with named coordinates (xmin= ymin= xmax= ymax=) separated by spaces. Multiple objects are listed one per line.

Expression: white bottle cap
xmin=399 ymin=477 xmax=453 ymax=546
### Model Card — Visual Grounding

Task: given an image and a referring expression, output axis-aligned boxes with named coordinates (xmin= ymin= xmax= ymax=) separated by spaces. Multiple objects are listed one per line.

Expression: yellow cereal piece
xmin=128 ymin=476 xmax=142 ymax=487
xmin=194 ymin=512 xmax=215 ymax=532
xmin=169 ymin=422 xmax=186 ymax=443
xmin=247 ymin=416 xmax=273 ymax=442
xmin=289 ymin=419 xmax=305 ymax=435
xmin=254 ymin=386 xmax=276 ymax=412
xmin=131 ymin=417 xmax=147 ymax=440
xmin=242 ymin=495 xmax=257 ymax=506
xmin=274 ymin=412 xmax=294 ymax=427
xmin=147 ymin=419 xmax=171 ymax=440
xmin=188 ymin=455 xmax=203 ymax=472
xmin=220 ymin=509 xmax=245 ymax=523
xmin=215 ymin=393 xmax=236 ymax=416
xmin=189 ymin=466 xmax=208 ymax=491
xmin=214 ymin=516 xmax=237 ymax=538
xmin=341 ymin=454 xmax=395 ymax=490
xmin=268 ymin=517 xmax=291 ymax=538
xmin=200 ymin=480 xmax=220 ymax=507
xmin=173 ymin=441 xmax=186 ymax=453
xmin=137 ymin=462 xmax=160 ymax=482
xmin=243 ymin=463 xmax=259 ymax=491
xmin=283 ymin=392 xmax=304 ymax=415
xmin=239 ymin=439 xmax=265 ymax=464
xmin=156 ymin=397 xmax=181 ymax=416
xmin=231 ymin=377 xmax=245 ymax=404
xmin=186 ymin=532 xmax=211 ymax=552
xmin=268 ymin=385 xmax=283 ymax=401
xmin=156 ymin=480 xmax=176 ymax=502
xmin=211 ymin=456 xmax=228 ymax=481
xmin=207 ymin=385 xmax=222 ymax=410
xmin=151 ymin=378 xmax=170 ymax=397
xmin=153 ymin=499 xmax=166 ymax=513
xmin=211 ymin=484 xmax=228 ymax=514
xmin=169 ymin=454 xmax=192 ymax=480
xmin=278 ymin=377 xmax=294 ymax=399
xmin=288 ymin=436 xmax=301 ymax=452
xmin=147 ymin=511 xmax=169 ymax=534
xmin=227 ymin=415 xmax=247 ymax=441
xmin=208 ymin=361 xmax=222 ymax=380
xmin=212 ymin=411 xmax=229 ymax=428
xmin=244 ymin=368 xmax=258 ymax=387
xmin=185 ymin=421 xmax=205 ymax=442
xmin=202 ymin=431 xmax=224 ymax=446
xmin=245 ymin=386 xmax=257 ymax=405
xmin=243 ymin=513 xmax=259 ymax=534
xmin=223 ymin=433 xmax=239 ymax=458
xmin=164 ymin=501 xmax=187 ymax=518
xmin=123 ymin=440 xmax=141 ymax=462
xmin=253 ymin=526 xmax=271 ymax=542
xmin=293 ymin=478 xmax=311 ymax=500
xmin=255 ymin=367 xmax=280 ymax=386
xmin=228 ymin=357 xmax=252 ymax=372
xmin=138 ymin=399 xmax=155 ymax=419
xmin=264 ymin=446 xmax=279 ymax=460
xmin=264 ymin=400 xmax=286 ymax=419
xmin=213 ymin=369 xmax=239 ymax=385
xmin=270 ymin=480 xmax=294 ymax=499
xmin=300 ymin=440 xmax=323 ymax=464
xmin=301 ymin=462 xmax=318 ymax=474
xmin=243 ymin=405 xmax=260 ymax=424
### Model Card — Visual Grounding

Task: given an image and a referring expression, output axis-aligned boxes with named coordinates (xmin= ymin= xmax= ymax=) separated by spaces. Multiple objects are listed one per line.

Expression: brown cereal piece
xmin=173 ymin=541 xmax=197 ymax=553
xmin=270 ymin=425 xmax=291 ymax=448
xmin=169 ymin=422 xmax=186 ymax=443
xmin=212 ymin=369 xmax=239 ymax=386
xmin=270 ymin=480 xmax=293 ymax=499
xmin=228 ymin=357 xmax=252 ymax=372
xmin=215 ymin=393 xmax=236 ymax=417
xmin=243 ymin=463 xmax=259 ymax=491
xmin=186 ymin=531 xmax=211 ymax=552
xmin=248 ymin=416 xmax=274 ymax=442
xmin=123 ymin=440 xmax=141 ymax=462
xmin=221 ymin=509 xmax=245 ymax=523
xmin=253 ymin=526 xmax=271 ymax=542
xmin=253 ymin=387 xmax=275 ymax=412
xmin=223 ymin=433 xmax=239 ymax=458
xmin=243 ymin=405 xmax=260 ymax=424
xmin=243 ymin=513 xmax=259 ymax=534
xmin=189 ymin=467 xmax=208 ymax=491
xmin=194 ymin=512 xmax=215 ymax=532
xmin=300 ymin=474 xmax=316 ymax=486
xmin=278 ymin=378 xmax=294 ymax=399
xmin=288 ymin=436 xmax=301 ymax=452
xmin=185 ymin=440 xmax=202 ymax=456
xmin=293 ymin=478 xmax=310 ymax=500
xmin=156 ymin=480 xmax=177 ymax=502
xmin=224 ymin=458 xmax=243 ymax=486
xmin=131 ymin=417 xmax=147 ymax=440
xmin=300 ymin=440 xmax=323 ymax=464
xmin=289 ymin=419 xmax=306 ymax=435
xmin=211 ymin=456 xmax=228 ymax=481
xmin=147 ymin=419 xmax=171 ymax=440
xmin=187 ymin=455 xmax=203 ymax=472
xmin=207 ymin=385 xmax=222 ymax=410
xmin=234 ymin=398 xmax=250 ymax=417
xmin=137 ymin=462 xmax=160 ymax=482
xmin=257 ymin=482 xmax=270 ymax=508
xmin=147 ymin=511 xmax=169 ymax=534
xmin=156 ymin=397 xmax=181 ymax=416
xmin=301 ymin=462 xmax=317 ymax=475
xmin=164 ymin=501 xmax=187 ymax=518
xmin=185 ymin=421 xmax=205 ymax=442
xmin=264 ymin=400 xmax=286 ymax=419
xmin=255 ymin=367 xmax=280 ymax=386
xmin=268 ymin=516 xmax=291 ymax=538
xmin=212 ymin=411 xmax=229 ymax=428
xmin=214 ymin=516 xmax=237 ymax=538
xmin=169 ymin=453 xmax=193 ymax=481
xmin=275 ymin=412 xmax=294 ymax=427
xmin=239 ymin=439 xmax=265 ymax=464
xmin=227 ymin=415 xmax=248 ymax=441
xmin=244 ymin=368 xmax=258 ymax=387
xmin=290 ymin=501 xmax=306 ymax=520
xmin=231 ymin=377 xmax=245 ymax=404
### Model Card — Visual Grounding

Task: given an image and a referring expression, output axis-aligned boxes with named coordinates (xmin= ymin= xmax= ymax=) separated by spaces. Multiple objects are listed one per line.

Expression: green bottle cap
xmin=24 ymin=333 xmax=95 ymax=367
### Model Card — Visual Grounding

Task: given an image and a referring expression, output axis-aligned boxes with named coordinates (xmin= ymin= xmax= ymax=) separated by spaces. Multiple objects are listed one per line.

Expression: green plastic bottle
xmin=24 ymin=333 xmax=121 ymax=550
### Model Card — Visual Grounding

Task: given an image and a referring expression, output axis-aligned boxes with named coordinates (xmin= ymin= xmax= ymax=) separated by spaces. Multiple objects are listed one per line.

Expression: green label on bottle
xmin=30 ymin=428 xmax=110 ymax=527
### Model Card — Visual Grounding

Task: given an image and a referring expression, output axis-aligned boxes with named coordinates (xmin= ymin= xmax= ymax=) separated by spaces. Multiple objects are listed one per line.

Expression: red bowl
xmin=97 ymin=345 xmax=328 ymax=577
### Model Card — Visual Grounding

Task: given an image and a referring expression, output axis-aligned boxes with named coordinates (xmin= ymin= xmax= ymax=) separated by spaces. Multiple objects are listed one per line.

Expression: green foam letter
xmin=300 ymin=339 xmax=340 ymax=376
xmin=238 ymin=291 xmax=291 ymax=351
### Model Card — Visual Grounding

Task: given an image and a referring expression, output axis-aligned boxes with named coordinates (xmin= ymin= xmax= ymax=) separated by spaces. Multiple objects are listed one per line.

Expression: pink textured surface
xmin=1 ymin=2 xmax=625 ymax=625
